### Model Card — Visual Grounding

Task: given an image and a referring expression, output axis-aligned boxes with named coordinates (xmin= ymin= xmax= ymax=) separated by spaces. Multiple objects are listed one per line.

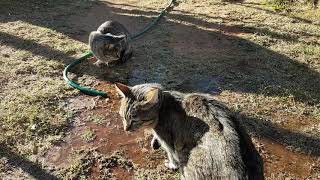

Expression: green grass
xmin=265 ymin=0 xmax=292 ymax=11
xmin=87 ymin=115 xmax=107 ymax=125
xmin=59 ymin=149 xmax=97 ymax=180
xmin=81 ymin=130 xmax=96 ymax=142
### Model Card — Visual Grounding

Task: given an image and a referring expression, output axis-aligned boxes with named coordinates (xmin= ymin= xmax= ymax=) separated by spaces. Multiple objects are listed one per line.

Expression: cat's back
xmin=180 ymin=93 xmax=263 ymax=180
xmin=182 ymin=93 xmax=230 ymax=127
xmin=97 ymin=20 xmax=131 ymax=36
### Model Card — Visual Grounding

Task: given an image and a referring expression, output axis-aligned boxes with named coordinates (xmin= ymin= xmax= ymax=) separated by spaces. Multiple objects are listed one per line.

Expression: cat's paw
xmin=93 ymin=61 xmax=102 ymax=67
xmin=164 ymin=160 xmax=178 ymax=171
xmin=93 ymin=60 xmax=107 ymax=67
xmin=151 ymin=137 xmax=161 ymax=150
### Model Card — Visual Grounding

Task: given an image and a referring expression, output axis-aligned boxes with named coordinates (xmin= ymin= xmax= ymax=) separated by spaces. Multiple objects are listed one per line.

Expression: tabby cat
xmin=115 ymin=83 xmax=264 ymax=180
xmin=89 ymin=20 xmax=133 ymax=66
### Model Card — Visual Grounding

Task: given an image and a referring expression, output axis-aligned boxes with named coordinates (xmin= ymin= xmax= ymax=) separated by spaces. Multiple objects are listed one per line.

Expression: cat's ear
xmin=141 ymin=88 xmax=160 ymax=109
xmin=115 ymin=83 xmax=131 ymax=98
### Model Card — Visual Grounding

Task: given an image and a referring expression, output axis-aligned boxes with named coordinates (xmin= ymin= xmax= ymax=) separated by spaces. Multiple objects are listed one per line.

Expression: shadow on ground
xmin=243 ymin=115 xmax=320 ymax=156
xmin=0 ymin=0 xmax=319 ymax=174
xmin=0 ymin=144 xmax=58 ymax=180
xmin=1 ymin=0 xmax=319 ymax=104
xmin=238 ymin=2 xmax=319 ymax=26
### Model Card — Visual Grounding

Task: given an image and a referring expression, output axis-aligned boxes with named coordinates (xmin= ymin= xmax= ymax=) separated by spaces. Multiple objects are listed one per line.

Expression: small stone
xmin=30 ymin=124 xmax=37 ymax=130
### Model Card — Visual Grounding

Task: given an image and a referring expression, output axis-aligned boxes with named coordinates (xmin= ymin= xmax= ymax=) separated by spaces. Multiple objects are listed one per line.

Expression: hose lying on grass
xmin=63 ymin=0 xmax=176 ymax=97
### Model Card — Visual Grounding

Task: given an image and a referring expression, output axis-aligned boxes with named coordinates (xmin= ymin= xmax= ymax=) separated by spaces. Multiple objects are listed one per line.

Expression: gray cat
xmin=89 ymin=20 xmax=133 ymax=66
xmin=115 ymin=83 xmax=264 ymax=180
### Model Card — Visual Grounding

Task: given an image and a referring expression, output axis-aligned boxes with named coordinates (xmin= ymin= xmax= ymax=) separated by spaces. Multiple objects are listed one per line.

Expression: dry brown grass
xmin=0 ymin=0 xmax=319 ymax=179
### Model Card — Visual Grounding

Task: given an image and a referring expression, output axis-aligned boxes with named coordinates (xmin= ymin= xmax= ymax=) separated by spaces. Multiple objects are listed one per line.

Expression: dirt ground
xmin=0 ymin=0 xmax=320 ymax=179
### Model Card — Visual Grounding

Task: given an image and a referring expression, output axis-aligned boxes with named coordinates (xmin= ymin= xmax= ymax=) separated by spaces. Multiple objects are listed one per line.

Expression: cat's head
xmin=89 ymin=31 xmax=126 ymax=61
xmin=115 ymin=83 xmax=163 ymax=132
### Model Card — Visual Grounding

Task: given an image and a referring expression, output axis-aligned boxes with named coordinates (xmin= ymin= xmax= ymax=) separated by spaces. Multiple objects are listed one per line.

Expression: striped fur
xmin=116 ymin=83 xmax=264 ymax=180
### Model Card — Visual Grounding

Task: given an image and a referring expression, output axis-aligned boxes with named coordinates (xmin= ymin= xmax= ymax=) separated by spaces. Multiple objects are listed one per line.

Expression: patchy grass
xmin=86 ymin=114 xmax=107 ymax=125
xmin=293 ymin=8 xmax=320 ymax=21
xmin=0 ymin=0 xmax=92 ymax=174
xmin=265 ymin=0 xmax=319 ymax=12
xmin=135 ymin=168 xmax=180 ymax=180
xmin=59 ymin=149 xmax=134 ymax=179
xmin=265 ymin=0 xmax=292 ymax=11
xmin=0 ymin=0 xmax=92 ymax=148
xmin=81 ymin=130 xmax=96 ymax=142
xmin=59 ymin=150 xmax=96 ymax=180
xmin=1 ymin=0 xmax=320 ymax=179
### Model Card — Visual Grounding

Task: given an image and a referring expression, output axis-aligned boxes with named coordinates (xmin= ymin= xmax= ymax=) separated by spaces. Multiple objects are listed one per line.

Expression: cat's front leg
xmin=152 ymin=131 xmax=179 ymax=170
xmin=118 ymin=50 xmax=133 ymax=64
xmin=164 ymin=149 xmax=179 ymax=170
xmin=93 ymin=59 xmax=107 ymax=67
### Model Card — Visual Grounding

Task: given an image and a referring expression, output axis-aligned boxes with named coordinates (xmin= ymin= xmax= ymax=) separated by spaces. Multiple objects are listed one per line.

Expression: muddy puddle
xmin=45 ymin=81 xmax=169 ymax=179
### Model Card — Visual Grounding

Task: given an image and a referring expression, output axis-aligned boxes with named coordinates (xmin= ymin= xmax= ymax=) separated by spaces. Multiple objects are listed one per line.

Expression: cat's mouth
xmin=125 ymin=122 xmax=141 ymax=132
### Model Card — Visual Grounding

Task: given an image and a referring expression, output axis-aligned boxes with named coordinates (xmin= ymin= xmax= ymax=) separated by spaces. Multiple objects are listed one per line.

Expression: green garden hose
xmin=63 ymin=0 xmax=175 ymax=97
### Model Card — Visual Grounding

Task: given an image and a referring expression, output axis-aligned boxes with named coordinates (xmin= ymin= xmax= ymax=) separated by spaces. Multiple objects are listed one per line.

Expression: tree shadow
xmin=238 ymin=2 xmax=319 ymax=26
xmin=0 ymin=31 xmax=75 ymax=64
xmin=33 ymin=1 xmax=320 ymax=106
xmin=77 ymin=2 xmax=320 ymax=159
xmin=242 ymin=115 xmax=320 ymax=156
xmin=0 ymin=144 xmax=58 ymax=180
xmin=315 ymin=0 xmax=319 ymax=8
xmin=93 ymin=5 xmax=320 ymax=104
xmin=0 ymin=0 xmax=92 ymax=41
xmin=0 ymin=0 xmax=319 ymax=161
